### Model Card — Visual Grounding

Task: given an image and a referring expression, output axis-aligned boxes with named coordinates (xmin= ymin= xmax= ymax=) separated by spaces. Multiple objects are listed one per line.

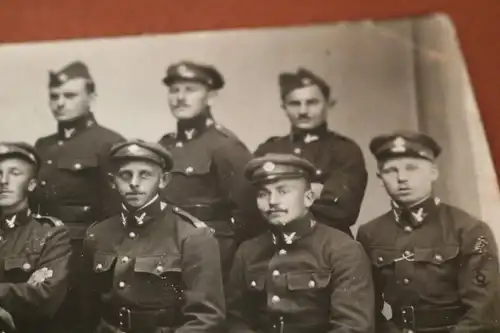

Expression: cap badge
xmin=177 ymin=64 xmax=195 ymax=78
xmin=262 ymin=161 xmax=276 ymax=172
xmin=58 ymin=73 xmax=68 ymax=82
xmin=0 ymin=145 xmax=9 ymax=154
xmin=127 ymin=144 xmax=141 ymax=154
xmin=301 ymin=77 xmax=312 ymax=85
xmin=391 ymin=137 xmax=406 ymax=153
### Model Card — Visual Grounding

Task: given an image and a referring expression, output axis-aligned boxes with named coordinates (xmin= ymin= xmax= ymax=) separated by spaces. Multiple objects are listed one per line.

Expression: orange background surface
xmin=1 ymin=0 xmax=499 ymax=182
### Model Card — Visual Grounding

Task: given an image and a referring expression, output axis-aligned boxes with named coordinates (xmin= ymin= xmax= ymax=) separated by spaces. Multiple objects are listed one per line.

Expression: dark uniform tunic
xmin=227 ymin=213 xmax=375 ymax=333
xmin=82 ymin=197 xmax=225 ymax=333
xmin=158 ymin=111 xmax=261 ymax=281
xmin=0 ymin=208 xmax=71 ymax=333
xmin=357 ymin=197 xmax=500 ymax=333
xmin=254 ymin=124 xmax=368 ymax=237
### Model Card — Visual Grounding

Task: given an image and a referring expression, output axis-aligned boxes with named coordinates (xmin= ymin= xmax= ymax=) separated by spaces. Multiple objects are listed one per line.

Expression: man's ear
xmin=159 ymin=172 xmax=172 ymax=190
xmin=430 ymin=162 xmax=439 ymax=182
xmin=326 ymin=99 xmax=337 ymax=109
xmin=207 ymin=90 xmax=218 ymax=106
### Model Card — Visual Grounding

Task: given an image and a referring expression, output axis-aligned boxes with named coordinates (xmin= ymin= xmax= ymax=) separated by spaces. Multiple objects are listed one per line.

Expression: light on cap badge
xmin=58 ymin=73 xmax=68 ymax=82
xmin=177 ymin=64 xmax=195 ymax=78
xmin=301 ymin=77 xmax=312 ymax=85
xmin=262 ymin=161 xmax=276 ymax=172
xmin=0 ymin=145 xmax=9 ymax=154
xmin=391 ymin=137 xmax=406 ymax=153
xmin=127 ymin=144 xmax=141 ymax=154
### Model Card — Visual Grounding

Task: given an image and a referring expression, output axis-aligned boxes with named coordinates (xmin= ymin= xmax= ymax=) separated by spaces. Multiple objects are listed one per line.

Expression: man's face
xmin=256 ymin=177 xmax=314 ymax=226
xmin=282 ymin=85 xmax=331 ymax=130
xmin=378 ymin=157 xmax=438 ymax=206
xmin=167 ymin=81 xmax=216 ymax=120
xmin=113 ymin=160 xmax=169 ymax=209
xmin=0 ymin=158 xmax=36 ymax=211
xmin=49 ymin=78 xmax=93 ymax=122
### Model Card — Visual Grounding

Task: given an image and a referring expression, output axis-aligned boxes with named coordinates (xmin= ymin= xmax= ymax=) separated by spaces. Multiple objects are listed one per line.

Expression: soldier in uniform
xmin=0 ymin=142 xmax=71 ymax=333
xmin=82 ymin=139 xmax=225 ymax=333
xmin=254 ymin=68 xmax=368 ymax=237
xmin=357 ymin=131 xmax=500 ymax=333
xmin=32 ymin=61 xmax=124 ymax=332
xmin=158 ymin=61 xmax=262 ymax=283
xmin=227 ymin=153 xmax=375 ymax=333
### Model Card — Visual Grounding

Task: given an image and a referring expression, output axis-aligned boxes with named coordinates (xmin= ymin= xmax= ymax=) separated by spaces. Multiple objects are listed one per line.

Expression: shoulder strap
xmin=31 ymin=213 xmax=64 ymax=227
xmin=172 ymin=206 xmax=214 ymax=232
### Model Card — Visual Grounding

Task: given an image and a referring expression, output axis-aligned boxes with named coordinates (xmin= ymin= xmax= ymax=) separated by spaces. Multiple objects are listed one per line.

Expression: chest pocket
xmin=286 ymin=271 xmax=331 ymax=291
xmin=4 ymin=256 xmax=37 ymax=282
xmin=57 ymin=156 xmax=99 ymax=172
xmin=413 ymin=245 xmax=459 ymax=265
xmin=134 ymin=255 xmax=181 ymax=277
xmin=170 ymin=148 xmax=212 ymax=176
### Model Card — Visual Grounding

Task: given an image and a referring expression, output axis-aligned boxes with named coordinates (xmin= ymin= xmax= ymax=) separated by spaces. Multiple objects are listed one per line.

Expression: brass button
xmin=308 ymin=280 xmax=316 ymax=288
xmin=404 ymin=250 xmax=412 ymax=256
xmin=377 ymin=256 xmax=384 ymax=263
xmin=250 ymin=280 xmax=257 ymax=288
xmin=185 ymin=166 xmax=194 ymax=173
xmin=175 ymin=142 xmax=183 ymax=147
xmin=156 ymin=265 xmax=164 ymax=273
xmin=47 ymin=160 xmax=53 ymax=165
xmin=272 ymin=270 xmax=280 ymax=277
xmin=57 ymin=141 xmax=64 ymax=146
xmin=95 ymin=263 xmax=103 ymax=271
xmin=271 ymin=295 xmax=280 ymax=303
xmin=40 ymin=181 xmax=47 ymax=186
xmin=121 ymin=256 xmax=129 ymax=263
xmin=293 ymin=148 xmax=301 ymax=154
xmin=434 ymin=254 xmax=443 ymax=262
xmin=74 ymin=163 xmax=82 ymax=170
xmin=0 ymin=236 xmax=3 ymax=241
xmin=404 ymin=226 xmax=413 ymax=232
xmin=316 ymin=169 xmax=322 ymax=175
xmin=129 ymin=232 xmax=136 ymax=239
xmin=278 ymin=249 xmax=287 ymax=255
xmin=22 ymin=263 xmax=31 ymax=271
xmin=83 ymin=206 xmax=90 ymax=212
xmin=118 ymin=281 xmax=126 ymax=288
xmin=403 ymin=278 xmax=410 ymax=285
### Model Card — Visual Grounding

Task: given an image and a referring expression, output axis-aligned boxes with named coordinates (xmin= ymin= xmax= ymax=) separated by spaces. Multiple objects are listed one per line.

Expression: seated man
xmin=227 ymin=153 xmax=375 ymax=333
xmin=357 ymin=131 xmax=500 ymax=333
xmin=0 ymin=142 xmax=71 ymax=333
xmin=82 ymin=139 xmax=225 ymax=333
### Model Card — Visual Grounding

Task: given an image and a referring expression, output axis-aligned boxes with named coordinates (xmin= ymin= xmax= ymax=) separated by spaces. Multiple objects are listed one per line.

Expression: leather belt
xmin=392 ymin=305 xmax=465 ymax=331
xmin=177 ymin=202 xmax=233 ymax=221
xmin=102 ymin=304 xmax=178 ymax=332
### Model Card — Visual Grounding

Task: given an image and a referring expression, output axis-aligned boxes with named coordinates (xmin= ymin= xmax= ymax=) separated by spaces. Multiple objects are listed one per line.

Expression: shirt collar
xmin=121 ymin=195 xmax=165 ymax=227
xmin=0 ymin=207 xmax=31 ymax=231
xmin=391 ymin=196 xmax=440 ymax=228
xmin=290 ymin=122 xmax=328 ymax=144
xmin=176 ymin=108 xmax=215 ymax=142
xmin=57 ymin=112 xmax=97 ymax=140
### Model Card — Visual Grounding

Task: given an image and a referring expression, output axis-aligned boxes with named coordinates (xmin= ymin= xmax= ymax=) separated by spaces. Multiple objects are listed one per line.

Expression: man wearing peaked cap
xmin=32 ymin=60 xmax=124 ymax=333
xmin=158 ymin=60 xmax=262 ymax=287
xmin=227 ymin=153 xmax=375 ymax=333
xmin=357 ymin=131 xmax=500 ymax=332
xmin=81 ymin=139 xmax=225 ymax=332
xmin=255 ymin=67 xmax=368 ymax=238
xmin=0 ymin=142 xmax=71 ymax=333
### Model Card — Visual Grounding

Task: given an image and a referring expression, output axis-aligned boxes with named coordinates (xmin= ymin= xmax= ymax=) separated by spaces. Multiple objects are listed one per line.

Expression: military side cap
xmin=49 ymin=61 xmax=93 ymax=87
xmin=245 ymin=153 xmax=316 ymax=184
xmin=279 ymin=67 xmax=331 ymax=100
xmin=0 ymin=142 xmax=40 ymax=170
xmin=369 ymin=131 xmax=441 ymax=162
xmin=162 ymin=61 xmax=225 ymax=90
xmin=109 ymin=139 xmax=173 ymax=171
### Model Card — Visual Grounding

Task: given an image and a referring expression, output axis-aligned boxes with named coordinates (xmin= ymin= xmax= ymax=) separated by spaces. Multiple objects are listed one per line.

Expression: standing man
xmin=32 ymin=61 xmax=124 ymax=332
xmin=227 ymin=153 xmax=375 ymax=333
xmin=82 ymin=139 xmax=225 ymax=333
xmin=158 ymin=60 xmax=262 ymax=283
xmin=357 ymin=131 xmax=500 ymax=333
xmin=0 ymin=142 xmax=71 ymax=333
xmin=254 ymin=68 xmax=368 ymax=237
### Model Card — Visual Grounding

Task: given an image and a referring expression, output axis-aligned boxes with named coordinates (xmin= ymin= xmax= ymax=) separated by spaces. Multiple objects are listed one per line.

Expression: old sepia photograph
xmin=0 ymin=12 xmax=498 ymax=333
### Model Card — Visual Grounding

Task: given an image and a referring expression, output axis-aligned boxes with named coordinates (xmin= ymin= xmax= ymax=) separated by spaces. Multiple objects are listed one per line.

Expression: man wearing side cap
xmin=158 ymin=61 xmax=262 ymax=284
xmin=0 ymin=142 xmax=71 ymax=333
xmin=226 ymin=153 xmax=375 ymax=333
xmin=81 ymin=139 xmax=225 ymax=333
xmin=254 ymin=68 xmax=368 ymax=237
xmin=32 ymin=60 xmax=124 ymax=332
xmin=357 ymin=131 xmax=500 ymax=333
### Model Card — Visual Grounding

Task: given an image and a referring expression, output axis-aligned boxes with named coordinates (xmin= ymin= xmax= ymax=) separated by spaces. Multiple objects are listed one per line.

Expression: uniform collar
xmin=270 ymin=212 xmax=316 ymax=247
xmin=176 ymin=108 xmax=215 ymax=142
xmin=290 ymin=122 xmax=328 ymax=143
xmin=57 ymin=112 xmax=97 ymax=140
xmin=0 ymin=207 xmax=31 ymax=231
xmin=120 ymin=195 xmax=165 ymax=227
xmin=391 ymin=196 xmax=440 ymax=228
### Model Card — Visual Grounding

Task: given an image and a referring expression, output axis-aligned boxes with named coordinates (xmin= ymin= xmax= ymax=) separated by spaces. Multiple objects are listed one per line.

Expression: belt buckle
xmin=118 ymin=307 xmax=132 ymax=331
xmin=401 ymin=306 xmax=416 ymax=332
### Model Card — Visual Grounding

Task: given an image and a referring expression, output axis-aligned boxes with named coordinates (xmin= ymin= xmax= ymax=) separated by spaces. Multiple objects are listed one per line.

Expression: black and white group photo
xmin=0 ymin=12 xmax=499 ymax=333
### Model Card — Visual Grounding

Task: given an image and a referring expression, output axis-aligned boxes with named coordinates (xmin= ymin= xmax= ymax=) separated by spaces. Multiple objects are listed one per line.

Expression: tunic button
xmin=404 ymin=250 xmax=412 ymax=257
xmin=434 ymin=254 xmax=443 ymax=262
xmin=156 ymin=265 xmax=164 ymax=273
xmin=118 ymin=281 xmax=126 ymax=288
xmin=0 ymin=236 xmax=3 ymax=241
xmin=121 ymin=256 xmax=129 ymax=263
xmin=185 ymin=166 xmax=194 ymax=174
xmin=22 ymin=263 xmax=31 ymax=271
xmin=377 ymin=256 xmax=384 ymax=263
xmin=403 ymin=278 xmax=411 ymax=285
xmin=74 ymin=163 xmax=82 ymax=170
xmin=308 ymin=280 xmax=316 ymax=288
xmin=272 ymin=270 xmax=280 ymax=277
xmin=250 ymin=281 xmax=257 ymax=288
xmin=293 ymin=148 xmax=301 ymax=154
xmin=40 ymin=181 xmax=47 ymax=186
xmin=271 ymin=295 xmax=280 ymax=303
xmin=95 ymin=263 xmax=103 ymax=271
xmin=278 ymin=249 xmax=287 ymax=255
xmin=316 ymin=169 xmax=322 ymax=175
xmin=129 ymin=232 xmax=136 ymax=239
xmin=175 ymin=142 xmax=183 ymax=148
xmin=57 ymin=140 xmax=64 ymax=146
xmin=47 ymin=160 xmax=53 ymax=165
xmin=404 ymin=226 xmax=413 ymax=232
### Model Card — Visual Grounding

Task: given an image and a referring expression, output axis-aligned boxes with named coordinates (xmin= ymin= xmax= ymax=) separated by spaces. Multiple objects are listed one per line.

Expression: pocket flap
xmin=245 ymin=272 xmax=266 ymax=291
xmin=369 ymin=248 xmax=399 ymax=267
xmin=287 ymin=271 xmax=331 ymax=291
xmin=134 ymin=256 xmax=181 ymax=275
xmin=4 ymin=256 xmax=33 ymax=272
xmin=170 ymin=151 xmax=211 ymax=176
xmin=58 ymin=156 xmax=99 ymax=170
xmin=93 ymin=252 xmax=116 ymax=272
xmin=414 ymin=246 xmax=459 ymax=264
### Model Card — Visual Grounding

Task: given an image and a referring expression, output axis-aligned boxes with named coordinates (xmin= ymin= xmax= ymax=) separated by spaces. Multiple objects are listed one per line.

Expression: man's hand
xmin=27 ymin=267 xmax=54 ymax=286
xmin=310 ymin=182 xmax=324 ymax=200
